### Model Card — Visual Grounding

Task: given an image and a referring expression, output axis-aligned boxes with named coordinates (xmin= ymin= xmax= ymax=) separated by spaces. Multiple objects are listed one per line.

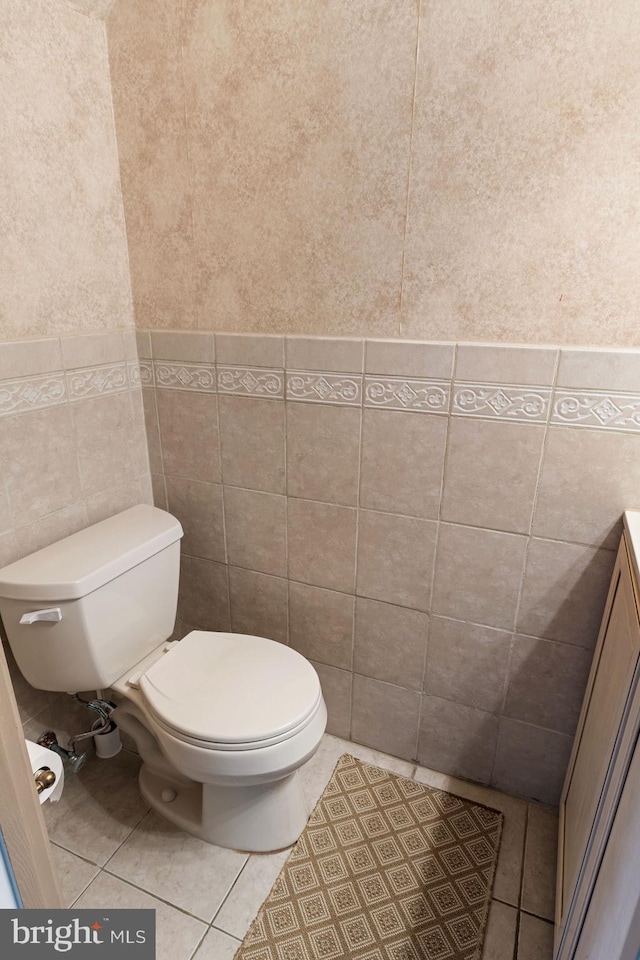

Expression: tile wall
xmin=140 ymin=331 xmax=640 ymax=805
xmin=0 ymin=332 xmax=153 ymax=745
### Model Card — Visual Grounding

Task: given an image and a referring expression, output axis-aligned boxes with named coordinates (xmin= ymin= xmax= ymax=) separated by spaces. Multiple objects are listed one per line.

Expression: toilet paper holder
xmin=34 ymin=766 xmax=57 ymax=795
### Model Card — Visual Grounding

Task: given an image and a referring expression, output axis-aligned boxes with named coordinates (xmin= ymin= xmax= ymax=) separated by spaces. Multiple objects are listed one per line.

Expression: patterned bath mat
xmin=235 ymin=754 xmax=503 ymax=960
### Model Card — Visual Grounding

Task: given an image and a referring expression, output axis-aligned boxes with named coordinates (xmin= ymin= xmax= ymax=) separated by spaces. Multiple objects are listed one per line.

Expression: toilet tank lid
xmin=0 ymin=505 xmax=183 ymax=601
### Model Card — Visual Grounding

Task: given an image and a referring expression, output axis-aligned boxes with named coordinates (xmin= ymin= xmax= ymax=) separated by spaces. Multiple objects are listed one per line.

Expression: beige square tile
xmin=289 ymin=581 xmax=354 ymax=669
xmin=424 ymin=617 xmax=512 ymax=713
xmin=219 ymin=396 xmax=285 ymax=494
xmin=455 ymin=345 xmax=558 ymax=386
xmin=493 ymin=719 xmax=573 ymax=806
xmin=442 ymin=418 xmax=545 ymax=534
xmin=365 ymin=339 xmax=454 ymax=378
xmin=107 ymin=810 xmax=247 ymax=922
xmin=0 ymin=338 xmax=62 ymax=379
xmin=62 ymin=332 xmax=126 ymax=368
xmin=142 ymin=387 xmax=163 ymax=474
xmin=42 ymin=752 xmax=148 ymax=866
xmin=73 ymin=392 xmax=138 ymax=496
xmin=354 ymin=598 xmax=428 ymax=689
xmin=151 ymin=331 xmax=215 ymax=362
xmin=151 ymin=473 xmax=167 ymax=509
xmin=0 ymin=531 xmax=18 ymax=566
xmin=432 ymin=524 xmax=528 ymax=630
xmin=482 ymin=901 xmax=518 ymax=960
xmin=357 ymin=510 xmax=437 ymax=611
xmin=157 ymin=389 xmax=221 ymax=483
xmin=286 ymin=337 xmax=364 ymax=373
xmin=351 ymin=675 xmax=421 ymax=761
xmin=310 ymin=662 xmax=352 ymax=739
xmin=229 ymin=567 xmax=288 ymax=645
xmin=522 ymin=806 xmax=558 ymax=922
xmin=557 ymin=348 xmax=640 ymax=392
xmin=224 ymin=486 xmax=286 ymax=577
xmin=287 ymin=402 xmax=361 ymax=506
xmin=216 ymin=333 xmax=284 ymax=368
xmin=74 ymin=872 xmax=206 ymax=960
xmin=360 ymin=409 xmax=447 ymax=518
xmin=0 ymin=469 xmax=12 ymax=535
xmin=3 ymin=639 xmax=57 ymax=723
xmin=194 ymin=928 xmax=242 ymax=960
xmin=50 ymin=844 xmax=99 ymax=907
xmin=212 ymin=849 xmax=290 ymax=940
xmin=517 ymin=539 xmax=616 ymax=648
xmin=136 ymin=331 xmax=152 ymax=359
xmin=21 ymin=690 xmax=93 ymax=755
xmin=0 ymin=405 xmax=82 ymax=526
xmin=504 ymin=635 xmax=591 ymax=735
xmin=412 ymin=764 xmax=527 ymax=907
xmin=288 ymin=499 xmax=357 ymax=593
xmin=417 ymin=695 xmax=499 ymax=784
xmin=15 ymin=502 xmax=89 ymax=558
xmin=517 ymin=912 xmax=555 ymax=960
xmin=86 ymin=478 xmax=143 ymax=525
xmin=166 ymin=476 xmax=225 ymax=562
xmin=178 ymin=555 xmax=230 ymax=631
xmin=533 ymin=427 xmax=640 ymax=549
xmin=129 ymin=388 xmax=151 ymax=477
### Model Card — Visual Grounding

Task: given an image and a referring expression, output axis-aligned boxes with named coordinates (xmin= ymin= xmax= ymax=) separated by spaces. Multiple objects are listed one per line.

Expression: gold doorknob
xmin=34 ymin=767 xmax=56 ymax=794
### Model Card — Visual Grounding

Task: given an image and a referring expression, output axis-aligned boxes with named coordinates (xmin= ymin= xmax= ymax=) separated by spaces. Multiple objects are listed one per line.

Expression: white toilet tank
xmin=0 ymin=506 xmax=183 ymax=693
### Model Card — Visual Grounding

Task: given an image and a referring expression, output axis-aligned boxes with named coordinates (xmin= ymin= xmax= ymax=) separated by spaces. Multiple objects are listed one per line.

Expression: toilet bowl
xmin=0 ymin=505 xmax=327 ymax=852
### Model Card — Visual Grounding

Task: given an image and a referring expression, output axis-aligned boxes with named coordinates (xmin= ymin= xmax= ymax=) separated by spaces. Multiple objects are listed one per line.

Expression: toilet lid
xmin=139 ymin=631 xmax=322 ymax=745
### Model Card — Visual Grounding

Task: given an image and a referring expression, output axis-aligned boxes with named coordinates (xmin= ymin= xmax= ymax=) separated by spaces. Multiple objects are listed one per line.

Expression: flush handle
xmin=19 ymin=607 xmax=63 ymax=625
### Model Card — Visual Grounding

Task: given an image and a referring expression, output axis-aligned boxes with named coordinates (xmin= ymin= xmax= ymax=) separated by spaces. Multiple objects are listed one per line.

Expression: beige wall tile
xmin=156 ymin=390 xmax=220 ymax=482
xmin=224 ymin=487 xmax=286 ymax=577
xmin=136 ymin=331 xmax=152 ymax=359
xmin=0 ymin=339 xmax=62 ymax=380
xmin=504 ymin=635 xmax=591 ymax=735
xmin=360 ymin=410 xmax=446 ymax=519
xmin=442 ymin=418 xmax=545 ymax=534
xmin=289 ymin=581 xmax=354 ymax=670
xmin=356 ymin=510 xmax=437 ymax=611
xmin=229 ymin=567 xmax=288 ymax=645
xmin=522 ymin=805 xmax=558 ymax=922
xmin=424 ymin=617 xmax=512 ymax=713
xmin=0 ymin=469 xmax=13 ymax=536
xmin=3 ymin=640 xmax=57 ymax=724
xmin=365 ymin=340 xmax=454 ymax=379
xmin=86 ymin=478 xmax=143 ymax=524
xmin=178 ymin=555 xmax=230 ymax=631
xmin=454 ymin=345 xmax=558 ymax=386
xmin=142 ymin=387 xmax=163 ymax=474
xmin=310 ymin=661 xmax=352 ymax=738
xmin=61 ymin=332 xmax=126 ymax=369
xmin=288 ymin=499 xmax=357 ymax=593
xmin=557 ymin=348 xmax=640 ymax=392
xmin=151 ymin=331 xmax=215 ymax=363
xmin=216 ymin=334 xmax=284 ymax=368
xmin=286 ymin=337 xmax=365 ymax=373
xmin=0 ymin=532 xmax=19 ymax=567
xmin=287 ymin=402 xmax=361 ymax=506
xmin=534 ymin=427 xmax=640 ymax=549
xmin=354 ymin=598 xmax=428 ymax=690
xmin=218 ymin=396 xmax=285 ymax=495
xmin=351 ymin=675 xmax=420 ymax=761
xmin=0 ymin=405 xmax=82 ymax=526
xmin=14 ymin=503 xmax=89 ymax=558
xmin=151 ymin=474 xmax=167 ymax=510
xmin=166 ymin=476 xmax=225 ymax=563
xmin=493 ymin=718 xmax=573 ymax=806
xmin=73 ymin=392 xmax=137 ymax=496
xmin=517 ymin=539 xmax=616 ymax=648
xmin=417 ymin=696 xmax=499 ymax=784
xmin=432 ymin=524 xmax=527 ymax=630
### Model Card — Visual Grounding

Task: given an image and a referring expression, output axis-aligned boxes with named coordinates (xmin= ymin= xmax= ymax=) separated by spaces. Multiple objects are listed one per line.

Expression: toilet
xmin=0 ymin=505 xmax=327 ymax=852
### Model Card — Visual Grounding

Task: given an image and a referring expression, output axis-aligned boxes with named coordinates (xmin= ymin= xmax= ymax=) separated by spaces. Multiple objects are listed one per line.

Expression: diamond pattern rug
xmin=235 ymin=754 xmax=503 ymax=960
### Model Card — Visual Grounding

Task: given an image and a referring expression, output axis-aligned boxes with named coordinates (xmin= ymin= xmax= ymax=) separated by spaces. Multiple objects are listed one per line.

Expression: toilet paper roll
xmin=25 ymin=740 xmax=64 ymax=804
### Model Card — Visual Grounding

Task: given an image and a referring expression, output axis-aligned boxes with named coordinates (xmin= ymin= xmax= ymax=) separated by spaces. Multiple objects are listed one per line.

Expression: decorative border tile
xmin=154 ymin=361 xmax=216 ymax=392
xmin=452 ymin=383 xmax=551 ymax=422
xmin=66 ymin=363 xmax=128 ymax=401
xmin=217 ymin=366 xmax=284 ymax=398
xmin=286 ymin=371 xmax=362 ymax=405
xmin=551 ymin=390 xmax=640 ymax=432
xmin=0 ymin=373 xmax=67 ymax=416
xmin=127 ymin=361 xmax=141 ymax=388
xmin=364 ymin=377 xmax=450 ymax=413
xmin=138 ymin=360 xmax=154 ymax=387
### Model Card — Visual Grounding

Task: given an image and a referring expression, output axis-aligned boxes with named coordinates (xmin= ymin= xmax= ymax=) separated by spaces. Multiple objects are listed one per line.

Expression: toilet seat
xmin=138 ymin=631 xmax=322 ymax=751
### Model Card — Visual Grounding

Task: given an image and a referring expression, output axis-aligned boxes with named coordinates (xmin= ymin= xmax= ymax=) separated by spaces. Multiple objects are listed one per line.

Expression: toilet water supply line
xmin=37 ymin=696 xmax=117 ymax=772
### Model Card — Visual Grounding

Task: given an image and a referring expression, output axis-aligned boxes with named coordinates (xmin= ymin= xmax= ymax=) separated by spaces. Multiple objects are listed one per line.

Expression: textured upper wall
xmin=108 ymin=0 xmax=640 ymax=346
xmin=0 ymin=0 xmax=133 ymax=340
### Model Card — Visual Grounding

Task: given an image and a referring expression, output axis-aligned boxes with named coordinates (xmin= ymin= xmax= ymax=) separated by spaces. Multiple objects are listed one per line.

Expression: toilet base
xmin=139 ymin=763 xmax=310 ymax=852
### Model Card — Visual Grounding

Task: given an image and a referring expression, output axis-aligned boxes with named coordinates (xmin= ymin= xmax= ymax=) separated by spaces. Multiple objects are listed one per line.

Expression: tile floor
xmin=44 ymin=734 xmax=557 ymax=960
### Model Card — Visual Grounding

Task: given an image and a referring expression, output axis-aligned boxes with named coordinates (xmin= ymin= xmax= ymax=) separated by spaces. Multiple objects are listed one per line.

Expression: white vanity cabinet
xmin=556 ymin=512 xmax=640 ymax=960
